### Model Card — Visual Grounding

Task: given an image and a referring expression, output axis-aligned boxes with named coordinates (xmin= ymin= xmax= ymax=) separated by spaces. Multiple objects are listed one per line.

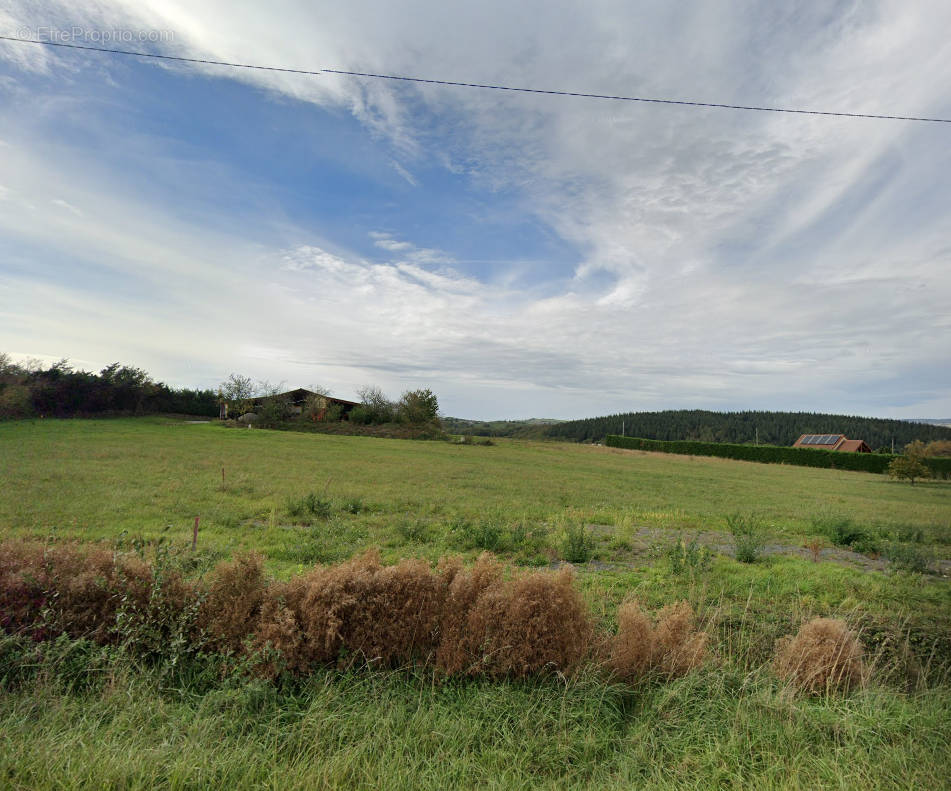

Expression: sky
xmin=1 ymin=1 xmax=949 ymax=420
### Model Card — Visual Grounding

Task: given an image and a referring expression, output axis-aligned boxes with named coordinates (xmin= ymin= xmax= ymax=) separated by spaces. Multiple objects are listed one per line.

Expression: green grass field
xmin=2 ymin=417 xmax=950 ymax=789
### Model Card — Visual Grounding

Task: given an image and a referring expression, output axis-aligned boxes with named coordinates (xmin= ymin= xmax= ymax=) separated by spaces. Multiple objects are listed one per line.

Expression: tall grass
xmin=1 ymin=647 xmax=949 ymax=790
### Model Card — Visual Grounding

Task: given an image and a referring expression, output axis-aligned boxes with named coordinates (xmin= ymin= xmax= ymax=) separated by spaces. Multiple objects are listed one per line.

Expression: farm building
xmin=792 ymin=434 xmax=872 ymax=453
xmin=254 ymin=388 xmax=359 ymax=419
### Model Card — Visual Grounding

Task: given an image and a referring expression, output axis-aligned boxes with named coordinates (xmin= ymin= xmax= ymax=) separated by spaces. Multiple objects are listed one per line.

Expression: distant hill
xmin=907 ymin=418 xmax=951 ymax=428
xmin=443 ymin=416 xmax=565 ymax=438
xmin=542 ymin=410 xmax=951 ymax=450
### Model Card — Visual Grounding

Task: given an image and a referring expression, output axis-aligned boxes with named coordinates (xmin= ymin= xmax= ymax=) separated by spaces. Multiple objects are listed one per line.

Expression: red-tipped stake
xmin=192 ymin=515 xmax=200 ymax=551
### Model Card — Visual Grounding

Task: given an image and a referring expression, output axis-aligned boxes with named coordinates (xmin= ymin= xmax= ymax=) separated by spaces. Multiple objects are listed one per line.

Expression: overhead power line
xmin=2 ymin=33 xmax=949 ymax=123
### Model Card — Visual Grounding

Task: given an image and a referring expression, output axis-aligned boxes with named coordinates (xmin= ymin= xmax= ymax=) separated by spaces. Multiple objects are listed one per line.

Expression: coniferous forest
xmin=544 ymin=409 xmax=951 ymax=451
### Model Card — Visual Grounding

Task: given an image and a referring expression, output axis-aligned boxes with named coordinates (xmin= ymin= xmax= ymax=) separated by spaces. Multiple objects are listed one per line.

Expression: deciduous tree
xmin=888 ymin=440 xmax=931 ymax=485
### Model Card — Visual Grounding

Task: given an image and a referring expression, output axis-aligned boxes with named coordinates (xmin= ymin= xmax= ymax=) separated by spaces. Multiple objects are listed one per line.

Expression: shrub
xmin=113 ymin=548 xmax=197 ymax=662
xmin=321 ymin=402 xmax=344 ymax=422
xmin=849 ymin=531 xmax=883 ymax=556
xmin=773 ymin=618 xmax=865 ymax=694
xmin=882 ymin=542 xmax=934 ymax=574
xmin=356 ymin=386 xmax=396 ymax=424
xmin=726 ymin=514 xmax=767 ymax=564
xmin=451 ymin=517 xmax=504 ymax=551
xmin=812 ymin=516 xmax=881 ymax=555
xmin=0 ymin=540 xmax=194 ymax=651
xmin=609 ymin=600 xmax=707 ymax=681
xmin=559 ymin=521 xmax=594 ymax=563
xmin=892 ymin=525 xmax=925 ymax=544
xmin=348 ymin=405 xmax=370 ymax=425
xmin=256 ymin=396 xmax=291 ymax=427
xmin=303 ymin=493 xmax=333 ymax=519
xmin=396 ymin=388 xmax=439 ymax=425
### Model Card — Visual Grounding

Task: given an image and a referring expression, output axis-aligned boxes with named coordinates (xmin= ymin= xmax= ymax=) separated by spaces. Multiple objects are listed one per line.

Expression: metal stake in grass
xmin=192 ymin=515 xmax=200 ymax=551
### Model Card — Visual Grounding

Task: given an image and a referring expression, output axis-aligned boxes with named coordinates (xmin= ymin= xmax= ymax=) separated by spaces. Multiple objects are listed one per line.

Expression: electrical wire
xmin=1 ymin=34 xmax=949 ymax=123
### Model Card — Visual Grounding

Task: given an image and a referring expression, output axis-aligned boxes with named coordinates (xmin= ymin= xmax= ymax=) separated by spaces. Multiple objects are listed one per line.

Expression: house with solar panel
xmin=792 ymin=434 xmax=872 ymax=453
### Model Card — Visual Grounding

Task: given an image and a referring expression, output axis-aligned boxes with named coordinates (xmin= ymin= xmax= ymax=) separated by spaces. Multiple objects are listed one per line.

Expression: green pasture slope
xmin=1 ymin=417 xmax=950 ymax=789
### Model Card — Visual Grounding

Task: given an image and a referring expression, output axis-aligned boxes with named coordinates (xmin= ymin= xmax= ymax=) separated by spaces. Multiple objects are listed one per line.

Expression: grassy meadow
xmin=1 ymin=416 xmax=950 ymax=789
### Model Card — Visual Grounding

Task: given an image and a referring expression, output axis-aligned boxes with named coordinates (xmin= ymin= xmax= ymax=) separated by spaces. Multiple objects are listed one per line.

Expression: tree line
xmin=544 ymin=409 xmax=951 ymax=451
xmin=0 ymin=353 xmax=442 ymax=429
xmin=0 ymin=354 xmax=218 ymax=419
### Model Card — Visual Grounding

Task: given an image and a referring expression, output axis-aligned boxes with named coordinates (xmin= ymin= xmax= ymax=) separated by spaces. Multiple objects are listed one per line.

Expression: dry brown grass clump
xmin=608 ymin=600 xmax=708 ymax=681
xmin=198 ymin=553 xmax=270 ymax=652
xmin=773 ymin=617 xmax=865 ymax=694
xmin=251 ymin=549 xmax=455 ymax=675
xmin=0 ymin=539 xmax=193 ymax=645
xmin=0 ymin=541 xmax=126 ymax=641
xmin=437 ymin=553 xmax=593 ymax=678
xmin=295 ymin=548 xmax=451 ymax=668
xmin=0 ymin=539 xmax=51 ymax=638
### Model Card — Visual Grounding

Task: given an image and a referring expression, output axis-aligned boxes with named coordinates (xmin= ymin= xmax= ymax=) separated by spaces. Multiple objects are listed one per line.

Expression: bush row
xmin=0 ymin=540 xmax=866 ymax=694
xmin=605 ymin=436 xmax=951 ymax=478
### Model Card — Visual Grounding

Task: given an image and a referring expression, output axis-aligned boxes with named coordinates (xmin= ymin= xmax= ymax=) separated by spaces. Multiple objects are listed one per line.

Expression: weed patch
xmin=727 ymin=513 xmax=767 ymax=563
xmin=773 ymin=617 xmax=865 ymax=695
xmin=665 ymin=536 xmax=713 ymax=575
xmin=812 ymin=515 xmax=881 ymax=554
xmin=608 ymin=600 xmax=708 ymax=680
xmin=882 ymin=542 xmax=935 ymax=574
xmin=559 ymin=520 xmax=594 ymax=563
xmin=342 ymin=498 xmax=367 ymax=515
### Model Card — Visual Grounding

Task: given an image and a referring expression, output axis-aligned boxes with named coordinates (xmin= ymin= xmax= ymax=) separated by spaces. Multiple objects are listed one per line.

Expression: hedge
xmin=605 ymin=436 xmax=951 ymax=478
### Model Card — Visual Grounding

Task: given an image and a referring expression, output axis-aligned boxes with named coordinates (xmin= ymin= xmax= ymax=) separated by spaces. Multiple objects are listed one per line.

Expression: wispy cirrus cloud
xmin=1 ymin=0 xmax=949 ymax=418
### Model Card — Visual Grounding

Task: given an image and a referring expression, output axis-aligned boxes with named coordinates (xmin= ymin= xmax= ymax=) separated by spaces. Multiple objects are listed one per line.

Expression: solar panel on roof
xmin=802 ymin=434 xmax=841 ymax=445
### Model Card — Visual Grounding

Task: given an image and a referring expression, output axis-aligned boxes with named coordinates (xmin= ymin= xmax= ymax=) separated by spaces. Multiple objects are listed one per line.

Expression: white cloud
xmin=373 ymin=237 xmax=413 ymax=253
xmin=51 ymin=197 xmax=83 ymax=216
xmin=1 ymin=0 xmax=949 ymax=417
xmin=390 ymin=160 xmax=417 ymax=187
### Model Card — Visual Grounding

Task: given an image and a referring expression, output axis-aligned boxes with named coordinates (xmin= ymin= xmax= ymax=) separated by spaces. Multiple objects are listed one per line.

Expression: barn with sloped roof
xmin=792 ymin=434 xmax=872 ymax=453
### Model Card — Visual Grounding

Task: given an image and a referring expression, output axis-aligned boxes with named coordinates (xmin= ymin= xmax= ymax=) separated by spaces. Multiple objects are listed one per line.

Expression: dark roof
xmin=261 ymin=389 xmax=360 ymax=407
